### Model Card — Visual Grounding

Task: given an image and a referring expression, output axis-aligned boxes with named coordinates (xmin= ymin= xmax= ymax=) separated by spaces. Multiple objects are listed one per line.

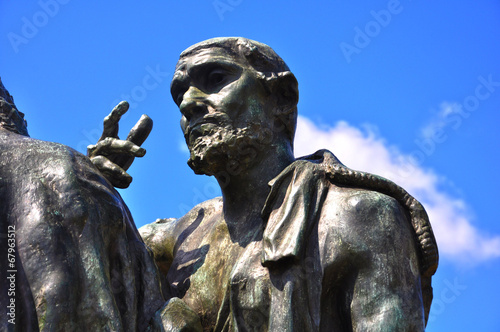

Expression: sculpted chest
xmin=164 ymin=192 xmax=368 ymax=331
xmin=162 ymin=185 xmax=422 ymax=331
xmin=166 ymin=212 xmax=271 ymax=328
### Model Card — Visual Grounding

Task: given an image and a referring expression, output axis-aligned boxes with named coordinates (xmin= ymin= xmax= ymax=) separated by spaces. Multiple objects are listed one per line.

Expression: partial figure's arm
xmin=139 ymin=218 xmax=178 ymax=276
xmin=87 ymin=101 xmax=153 ymax=188
xmin=348 ymin=193 xmax=425 ymax=331
xmin=150 ymin=298 xmax=203 ymax=332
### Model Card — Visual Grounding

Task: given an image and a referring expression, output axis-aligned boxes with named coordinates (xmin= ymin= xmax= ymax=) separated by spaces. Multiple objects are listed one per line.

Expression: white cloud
xmin=178 ymin=138 xmax=189 ymax=154
xmin=294 ymin=115 xmax=500 ymax=265
xmin=419 ymin=101 xmax=463 ymax=139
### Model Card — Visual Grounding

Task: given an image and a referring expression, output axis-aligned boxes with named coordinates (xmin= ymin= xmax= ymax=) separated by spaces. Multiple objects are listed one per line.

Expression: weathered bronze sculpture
xmin=94 ymin=37 xmax=438 ymax=330
xmin=1 ymin=37 xmax=438 ymax=331
xmin=0 ymin=82 xmax=168 ymax=331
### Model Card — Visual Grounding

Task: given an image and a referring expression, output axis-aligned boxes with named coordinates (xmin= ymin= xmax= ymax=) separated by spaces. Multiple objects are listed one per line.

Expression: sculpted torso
xmin=0 ymin=37 xmax=437 ymax=331
xmin=142 ymin=197 xmax=264 ymax=326
xmin=92 ymin=36 xmax=434 ymax=329
xmin=141 ymin=183 xmax=424 ymax=330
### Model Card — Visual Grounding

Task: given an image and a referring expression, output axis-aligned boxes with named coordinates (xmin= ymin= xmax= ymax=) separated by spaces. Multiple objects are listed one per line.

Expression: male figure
xmin=92 ymin=37 xmax=438 ymax=331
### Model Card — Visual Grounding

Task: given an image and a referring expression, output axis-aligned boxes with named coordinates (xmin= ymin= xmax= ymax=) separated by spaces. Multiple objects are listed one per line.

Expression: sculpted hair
xmin=0 ymin=77 xmax=29 ymax=137
xmin=179 ymin=37 xmax=298 ymax=147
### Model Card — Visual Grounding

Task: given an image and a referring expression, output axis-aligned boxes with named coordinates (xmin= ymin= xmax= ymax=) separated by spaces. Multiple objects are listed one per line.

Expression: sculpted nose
xmin=179 ymin=87 xmax=208 ymax=121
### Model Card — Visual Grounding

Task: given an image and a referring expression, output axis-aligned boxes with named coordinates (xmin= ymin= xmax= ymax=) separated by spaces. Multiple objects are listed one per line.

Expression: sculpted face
xmin=170 ymin=47 xmax=274 ymax=175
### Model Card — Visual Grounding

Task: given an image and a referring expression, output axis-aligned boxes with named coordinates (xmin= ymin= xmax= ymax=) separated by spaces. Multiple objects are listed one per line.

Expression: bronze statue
xmin=0 ymin=81 xmax=169 ymax=331
xmin=1 ymin=37 xmax=438 ymax=331
xmin=93 ymin=37 xmax=438 ymax=330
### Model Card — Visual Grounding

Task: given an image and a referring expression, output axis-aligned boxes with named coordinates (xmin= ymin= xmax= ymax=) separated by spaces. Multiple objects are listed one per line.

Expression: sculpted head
xmin=171 ymin=37 xmax=298 ymax=175
xmin=0 ymin=78 xmax=29 ymax=137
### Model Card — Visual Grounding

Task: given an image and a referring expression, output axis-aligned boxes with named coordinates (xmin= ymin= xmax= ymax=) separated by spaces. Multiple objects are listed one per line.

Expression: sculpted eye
xmin=207 ymin=69 xmax=226 ymax=87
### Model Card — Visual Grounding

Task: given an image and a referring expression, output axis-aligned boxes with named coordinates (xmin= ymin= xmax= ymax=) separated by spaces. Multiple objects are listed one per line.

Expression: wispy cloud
xmin=419 ymin=102 xmax=464 ymax=140
xmin=294 ymin=115 xmax=500 ymax=265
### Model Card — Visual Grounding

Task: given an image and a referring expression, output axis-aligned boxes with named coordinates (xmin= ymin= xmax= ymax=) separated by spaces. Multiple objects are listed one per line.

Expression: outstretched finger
xmin=89 ymin=137 xmax=146 ymax=158
xmin=126 ymin=114 xmax=153 ymax=146
xmin=90 ymin=155 xmax=133 ymax=188
xmin=113 ymin=114 xmax=153 ymax=171
xmin=100 ymin=101 xmax=130 ymax=141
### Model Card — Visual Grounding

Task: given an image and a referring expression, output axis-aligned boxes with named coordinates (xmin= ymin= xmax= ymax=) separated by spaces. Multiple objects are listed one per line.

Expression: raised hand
xmin=88 ymin=101 xmax=153 ymax=188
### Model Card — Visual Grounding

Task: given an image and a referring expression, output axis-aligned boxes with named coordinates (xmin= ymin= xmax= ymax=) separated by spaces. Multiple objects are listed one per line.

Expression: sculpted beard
xmin=186 ymin=119 xmax=272 ymax=176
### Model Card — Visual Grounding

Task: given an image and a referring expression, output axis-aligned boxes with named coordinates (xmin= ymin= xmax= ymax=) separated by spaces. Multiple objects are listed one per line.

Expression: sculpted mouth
xmin=185 ymin=113 xmax=229 ymax=138
xmin=186 ymin=119 xmax=217 ymax=138
xmin=191 ymin=118 xmax=218 ymax=130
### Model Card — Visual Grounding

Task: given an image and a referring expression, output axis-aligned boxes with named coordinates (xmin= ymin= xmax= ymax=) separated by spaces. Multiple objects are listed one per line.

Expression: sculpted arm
xmin=139 ymin=218 xmax=178 ymax=276
xmin=139 ymin=218 xmax=204 ymax=331
xmin=347 ymin=193 xmax=425 ymax=331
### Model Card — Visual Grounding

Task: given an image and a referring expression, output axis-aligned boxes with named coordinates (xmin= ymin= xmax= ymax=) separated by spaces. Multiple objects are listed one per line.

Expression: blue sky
xmin=1 ymin=1 xmax=499 ymax=330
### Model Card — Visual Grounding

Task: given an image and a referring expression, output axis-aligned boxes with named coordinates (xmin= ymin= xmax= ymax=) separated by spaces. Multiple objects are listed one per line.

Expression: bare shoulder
xmin=321 ymin=186 xmax=417 ymax=257
xmin=322 ymin=187 xmax=425 ymax=330
xmin=335 ymin=187 xmax=408 ymax=225
xmin=138 ymin=197 xmax=223 ymax=273
xmin=141 ymin=197 xmax=222 ymax=239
